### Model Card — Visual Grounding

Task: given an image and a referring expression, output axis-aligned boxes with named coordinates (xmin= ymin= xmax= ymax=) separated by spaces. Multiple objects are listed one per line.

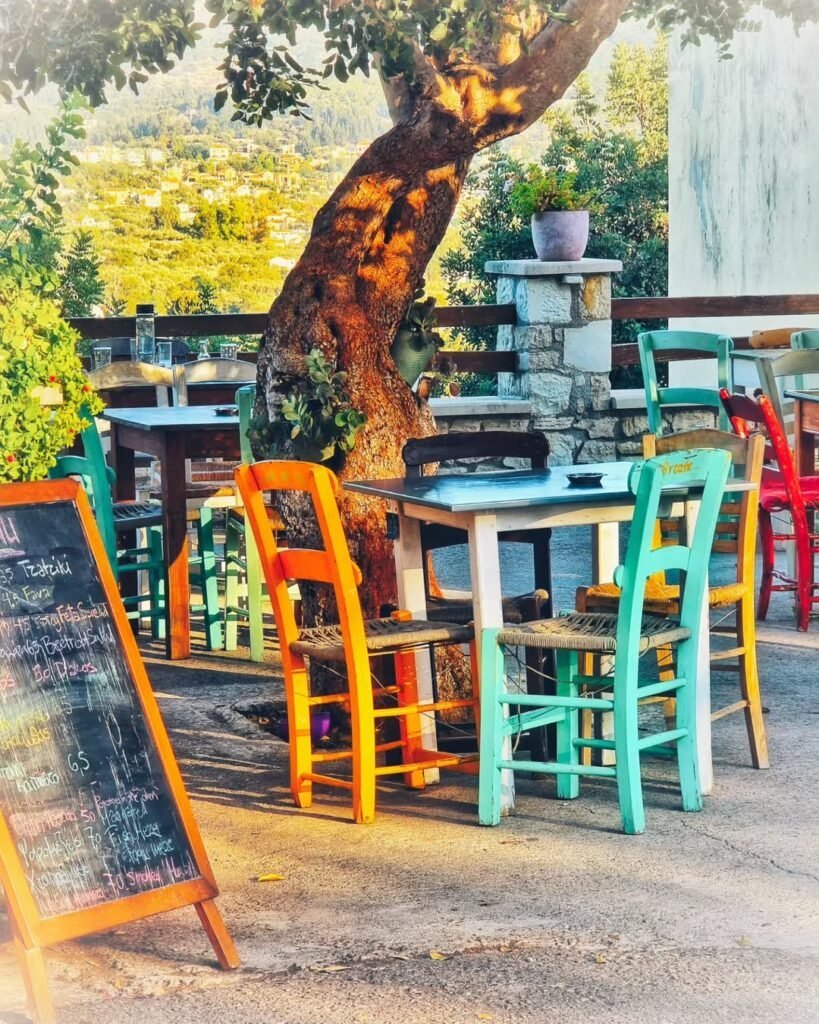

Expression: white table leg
xmin=393 ymin=513 xmax=440 ymax=783
xmin=467 ymin=514 xmax=514 ymax=813
xmin=592 ymin=521 xmax=620 ymax=761
xmin=685 ymin=499 xmax=713 ymax=796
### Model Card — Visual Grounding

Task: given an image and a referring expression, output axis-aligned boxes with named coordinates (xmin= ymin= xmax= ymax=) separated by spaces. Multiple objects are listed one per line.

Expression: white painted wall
xmin=668 ymin=8 xmax=819 ymax=363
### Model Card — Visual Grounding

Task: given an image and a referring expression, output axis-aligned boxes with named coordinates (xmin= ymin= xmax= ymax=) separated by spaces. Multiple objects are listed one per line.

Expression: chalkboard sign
xmin=0 ymin=479 xmax=237 ymax=1024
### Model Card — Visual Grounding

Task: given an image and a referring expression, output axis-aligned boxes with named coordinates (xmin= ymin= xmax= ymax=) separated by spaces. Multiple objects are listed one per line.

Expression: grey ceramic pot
xmin=530 ymin=210 xmax=590 ymax=261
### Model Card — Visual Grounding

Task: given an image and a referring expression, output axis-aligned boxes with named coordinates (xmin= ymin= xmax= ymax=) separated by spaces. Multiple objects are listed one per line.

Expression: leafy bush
xmin=247 ymin=349 xmax=366 ymax=464
xmin=0 ymin=102 xmax=103 ymax=482
xmin=0 ymin=283 xmax=102 ymax=482
xmin=508 ymin=167 xmax=597 ymax=218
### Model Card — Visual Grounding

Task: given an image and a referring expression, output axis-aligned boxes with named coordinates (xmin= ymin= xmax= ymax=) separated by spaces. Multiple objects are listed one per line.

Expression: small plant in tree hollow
xmin=247 ymin=349 xmax=366 ymax=465
xmin=509 ymin=167 xmax=599 ymax=262
xmin=390 ymin=283 xmax=446 ymax=388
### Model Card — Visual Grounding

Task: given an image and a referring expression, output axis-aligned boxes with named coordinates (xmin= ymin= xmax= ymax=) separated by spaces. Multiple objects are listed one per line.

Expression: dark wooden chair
xmin=402 ymin=430 xmax=554 ymax=758
xmin=402 ymin=430 xmax=553 ymax=623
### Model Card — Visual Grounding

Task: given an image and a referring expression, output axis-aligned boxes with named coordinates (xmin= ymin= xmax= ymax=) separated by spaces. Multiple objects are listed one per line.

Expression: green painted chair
xmin=790 ymin=329 xmax=819 ymax=351
xmin=224 ymin=384 xmax=267 ymax=660
xmin=638 ymin=330 xmax=734 ymax=435
xmin=478 ymin=447 xmax=732 ymax=835
xmin=51 ymin=411 xmax=223 ymax=649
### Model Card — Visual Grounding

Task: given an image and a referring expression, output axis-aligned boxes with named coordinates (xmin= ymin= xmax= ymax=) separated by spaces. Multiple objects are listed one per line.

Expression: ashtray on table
xmin=566 ymin=472 xmax=605 ymax=488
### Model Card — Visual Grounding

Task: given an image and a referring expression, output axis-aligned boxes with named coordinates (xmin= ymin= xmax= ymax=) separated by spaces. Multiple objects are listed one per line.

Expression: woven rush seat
xmin=292 ymin=616 xmax=474 ymax=661
xmin=499 ymin=611 xmax=689 ymax=653
xmin=585 ymin=578 xmax=748 ymax=611
xmin=425 ymin=588 xmax=549 ymax=625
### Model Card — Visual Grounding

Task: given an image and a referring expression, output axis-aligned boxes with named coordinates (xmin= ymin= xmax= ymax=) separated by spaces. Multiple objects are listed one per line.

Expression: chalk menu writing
xmin=0 ymin=502 xmax=198 ymax=919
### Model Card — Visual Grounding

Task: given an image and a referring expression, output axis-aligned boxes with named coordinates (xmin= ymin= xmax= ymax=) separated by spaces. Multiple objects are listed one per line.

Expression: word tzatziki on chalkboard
xmin=0 ymin=502 xmax=199 ymax=919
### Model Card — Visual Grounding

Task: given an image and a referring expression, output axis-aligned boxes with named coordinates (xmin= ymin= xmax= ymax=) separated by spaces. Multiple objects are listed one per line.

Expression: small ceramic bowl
xmin=566 ymin=472 xmax=605 ymax=488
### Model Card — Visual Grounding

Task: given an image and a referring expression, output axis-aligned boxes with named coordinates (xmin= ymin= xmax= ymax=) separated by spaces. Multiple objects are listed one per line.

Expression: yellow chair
xmin=577 ymin=429 xmax=768 ymax=769
xmin=235 ymin=459 xmax=480 ymax=823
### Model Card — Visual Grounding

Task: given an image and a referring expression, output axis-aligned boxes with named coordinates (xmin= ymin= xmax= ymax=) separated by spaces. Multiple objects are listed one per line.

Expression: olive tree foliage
xmin=0 ymin=1 xmax=814 ymax=125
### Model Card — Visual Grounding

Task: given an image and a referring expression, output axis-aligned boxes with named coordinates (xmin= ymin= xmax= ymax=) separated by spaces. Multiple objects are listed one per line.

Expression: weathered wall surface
xmin=669 ymin=11 xmax=819 ymax=337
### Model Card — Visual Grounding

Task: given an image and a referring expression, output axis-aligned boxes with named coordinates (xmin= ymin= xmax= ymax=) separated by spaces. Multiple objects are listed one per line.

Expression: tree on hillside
xmin=59 ymin=229 xmax=106 ymax=316
xmin=1 ymin=0 xmax=812 ymax=614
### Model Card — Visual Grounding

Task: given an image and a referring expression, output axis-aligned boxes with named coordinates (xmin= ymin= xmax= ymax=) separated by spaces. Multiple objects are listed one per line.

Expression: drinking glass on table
xmin=219 ymin=342 xmax=238 ymax=360
xmin=92 ymin=346 xmax=112 ymax=369
xmin=155 ymin=341 xmax=173 ymax=367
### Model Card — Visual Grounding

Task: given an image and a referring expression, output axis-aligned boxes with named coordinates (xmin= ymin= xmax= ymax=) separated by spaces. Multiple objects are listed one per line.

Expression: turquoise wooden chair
xmin=224 ymin=384 xmax=267 ymax=660
xmin=791 ymin=329 xmax=819 ymax=351
xmin=51 ymin=412 xmax=223 ymax=649
xmin=478 ymin=447 xmax=732 ymax=835
xmin=638 ymin=330 xmax=734 ymax=435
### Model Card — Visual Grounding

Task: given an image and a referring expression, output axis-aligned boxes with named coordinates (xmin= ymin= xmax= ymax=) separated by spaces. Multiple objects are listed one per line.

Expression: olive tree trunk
xmin=255 ymin=0 xmax=631 ymax=619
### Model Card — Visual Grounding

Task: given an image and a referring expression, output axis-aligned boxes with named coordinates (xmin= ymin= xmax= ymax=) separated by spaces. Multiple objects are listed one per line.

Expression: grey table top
xmin=346 ymin=461 xmax=754 ymax=514
xmin=350 ymin=462 xmax=627 ymax=513
xmin=101 ymin=405 xmax=239 ymax=431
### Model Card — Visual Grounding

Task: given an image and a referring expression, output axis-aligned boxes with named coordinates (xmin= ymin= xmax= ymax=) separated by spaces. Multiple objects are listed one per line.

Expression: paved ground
xmin=1 ymin=535 xmax=818 ymax=1023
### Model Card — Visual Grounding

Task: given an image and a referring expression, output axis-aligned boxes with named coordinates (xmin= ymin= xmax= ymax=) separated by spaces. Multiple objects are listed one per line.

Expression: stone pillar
xmin=485 ymin=258 xmax=622 ymax=465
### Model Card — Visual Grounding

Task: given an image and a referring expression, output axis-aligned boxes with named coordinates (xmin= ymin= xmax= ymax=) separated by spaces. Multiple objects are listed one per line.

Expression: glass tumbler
xmin=92 ymin=346 xmax=112 ymax=369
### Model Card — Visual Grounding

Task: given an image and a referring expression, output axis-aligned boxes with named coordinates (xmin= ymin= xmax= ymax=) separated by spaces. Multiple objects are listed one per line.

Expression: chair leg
xmin=757 ymin=510 xmax=775 ymax=621
xmin=287 ymin=658 xmax=314 ymax=809
xmin=351 ymin=683 xmax=377 ymax=825
xmin=393 ymin=649 xmax=426 ymax=790
xmin=736 ymin=593 xmax=769 ymax=769
xmin=555 ymin=650 xmax=580 ymax=800
xmin=224 ymin=516 xmax=241 ymax=651
xmin=245 ymin=526 xmax=265 ymax=662
xmin=478 ymin=628 xmax=505 ymax=827
xmin=148 ymin=526 xmax=166 ymax=641
xmin=197 ymin=509 xmax=223 ymax=651
xmin=673 ymin=640 xmax=702 ymax=816
xmin=656 ymin=643 xmax=677 ymax=730
xmin=613 ymin=667 xmax=645 ymax=835
xmin=793 ymin=506 xmax=814 ymax=632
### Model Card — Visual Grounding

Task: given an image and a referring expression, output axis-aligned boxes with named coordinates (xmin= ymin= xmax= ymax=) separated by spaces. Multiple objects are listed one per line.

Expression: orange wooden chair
xmin=235 ymin=460 xmax=480 ymax=823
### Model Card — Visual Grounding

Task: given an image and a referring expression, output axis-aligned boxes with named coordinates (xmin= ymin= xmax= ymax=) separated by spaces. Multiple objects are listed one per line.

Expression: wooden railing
xmin=610 ymin=293 xmax=819 ymax=368
xmin=69 ymin=293 xmax=819 ymax=377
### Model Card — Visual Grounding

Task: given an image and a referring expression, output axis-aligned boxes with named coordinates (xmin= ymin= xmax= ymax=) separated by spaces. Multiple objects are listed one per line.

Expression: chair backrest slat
xmin=402 ymin=430 xmax=549 ymax=478
xmin=87 ymin=361 xmax=174 ymax=407
xmin=173 ymin=358 xmax=256 ymax=407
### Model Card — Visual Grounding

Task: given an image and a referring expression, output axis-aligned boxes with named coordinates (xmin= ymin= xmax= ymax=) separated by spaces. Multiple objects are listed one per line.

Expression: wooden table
xmin=347 ymin=463 xmax=754 ymax=811
xmin=102 ymin=406 xmax=241 ymax=660
xmin=786 ymin=389 xmax=819 ymax=476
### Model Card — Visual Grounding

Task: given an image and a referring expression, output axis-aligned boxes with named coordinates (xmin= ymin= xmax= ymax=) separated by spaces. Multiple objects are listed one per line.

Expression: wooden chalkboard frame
xmin=0 ymin=479 xmax=239 ymax=1023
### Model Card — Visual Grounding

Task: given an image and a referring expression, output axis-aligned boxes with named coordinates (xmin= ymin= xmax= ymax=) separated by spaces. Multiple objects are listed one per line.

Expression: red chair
xmin=720 ymin=389 xmax=819 ymax=630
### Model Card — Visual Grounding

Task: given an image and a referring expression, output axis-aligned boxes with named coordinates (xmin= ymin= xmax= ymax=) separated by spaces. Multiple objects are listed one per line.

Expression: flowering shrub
xmin=0 ymin=283 xmax=101 ymax=482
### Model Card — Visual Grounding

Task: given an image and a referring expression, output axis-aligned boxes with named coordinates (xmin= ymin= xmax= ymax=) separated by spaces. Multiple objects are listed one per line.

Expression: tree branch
xmin=480 ymin=0 xmax=632 ymax=142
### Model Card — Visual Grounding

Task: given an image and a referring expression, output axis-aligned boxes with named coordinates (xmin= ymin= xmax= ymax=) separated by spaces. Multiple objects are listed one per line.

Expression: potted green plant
xmin=0 ymin=282 xmax=102 ymax=483
xmin=509 ymin=167 xmax=596 ymax=262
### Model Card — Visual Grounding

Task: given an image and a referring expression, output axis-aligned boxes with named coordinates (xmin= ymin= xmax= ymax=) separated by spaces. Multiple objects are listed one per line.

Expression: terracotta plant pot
xmin=530 ymin=210 xmax=590 ymax=262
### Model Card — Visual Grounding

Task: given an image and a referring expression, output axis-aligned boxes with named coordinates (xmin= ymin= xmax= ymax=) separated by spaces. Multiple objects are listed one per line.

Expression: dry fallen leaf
xmin=477 ymin=1014 xmax=494 ymax=1021
xmin=310 ymin=964 xmax=350 ymax=973
xmin=595 ymin=954 xmax=607 ymax=964
xmin=257 ymin=873 xmax=285 ymax=882
xmin=737 ymin=936 xmax=752 ymax=947
xmin=429 ymin=950 xmax=450 ymax=961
